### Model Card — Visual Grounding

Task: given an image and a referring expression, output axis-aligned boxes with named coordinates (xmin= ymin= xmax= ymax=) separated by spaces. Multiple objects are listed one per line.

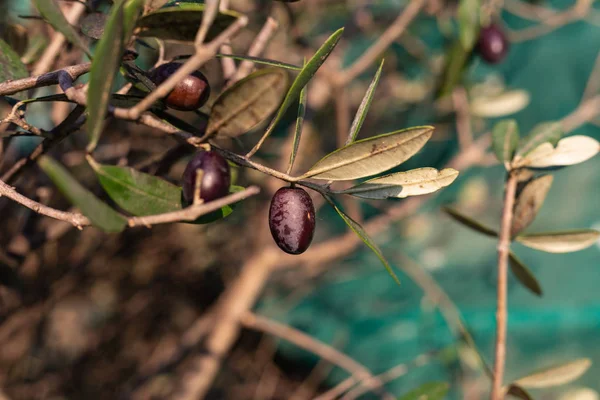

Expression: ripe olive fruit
xmin=182 ymin=150 xmax=230 ymax=204
xmin=149 ymin=62 xmax=211 ymax=111
xmin=477 ymin=24 xmax=509 ymax=64
xmin=269 ymin=187 xmax=316 ymax=255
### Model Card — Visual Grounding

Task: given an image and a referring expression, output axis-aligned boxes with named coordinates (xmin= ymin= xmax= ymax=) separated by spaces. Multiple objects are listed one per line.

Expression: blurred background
xmin=1 ymin=0 xmax=600 ymax=399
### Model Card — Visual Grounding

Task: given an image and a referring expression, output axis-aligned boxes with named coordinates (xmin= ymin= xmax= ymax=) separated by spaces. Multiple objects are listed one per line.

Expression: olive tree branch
xmin=0 ymin=63 xmax=91 ymax=96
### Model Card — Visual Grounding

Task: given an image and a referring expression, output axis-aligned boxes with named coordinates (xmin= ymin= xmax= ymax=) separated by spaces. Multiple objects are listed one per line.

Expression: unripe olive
xmin=269 ymin=187 xmax=315 ymax=255
xmin=477 ymin=23 xmax=509 ymax=64
xmin=150 ymin=62 xmax=211 ymax=111
xmin=182 ymin=151 xmax=230 ymax=204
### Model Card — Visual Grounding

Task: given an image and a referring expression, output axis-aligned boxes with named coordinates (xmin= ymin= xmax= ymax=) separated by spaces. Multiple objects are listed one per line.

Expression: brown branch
xmin=0 ymin=63 xmax=91 ymax=96
xmin=490 ymin=171 xmax=518 ymax=400
xmin=239 ymin=312 xmax=394 ymax=400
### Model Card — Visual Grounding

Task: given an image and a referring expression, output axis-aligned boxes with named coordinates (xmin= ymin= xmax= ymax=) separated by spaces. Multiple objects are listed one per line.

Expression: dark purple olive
xmin=269 ymin=187 xmax=315 ymax=255
xmin=149 ymin=62 xmax=211 ymax=111
xmin=477 ymin=23 xmax=509 ymax=64
xmin=182 ymin=151 xmax=230 ymax=204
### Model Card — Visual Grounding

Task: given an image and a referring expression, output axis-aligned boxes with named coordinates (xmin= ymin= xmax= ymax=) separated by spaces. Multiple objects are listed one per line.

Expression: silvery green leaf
xmin=338 ymin=168 xmax=458 ymax=199
xmin=346 ymin=59 xmax=384 ymax=145
xmin=515 ymin=121 xmax=562 ymax=159
xmin=514 ymin=135 xmax=600 ymax=169
xmin=470 ymin=90 xmax=530 ymax=118
xmin=516 ymin=230 xmax=600 ymax=253
xmin=300 ymin=126 xmax=434 ymax=181
xmin=514 ymin=358 xmax=591 ymax=389
xmin=492 ymin=119 xmax=519 ymax=166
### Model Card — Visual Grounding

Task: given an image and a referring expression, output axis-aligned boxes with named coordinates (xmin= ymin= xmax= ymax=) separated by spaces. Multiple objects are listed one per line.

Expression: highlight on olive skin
xmin=149 ymin=62 xmax=211 ymax=111
xmin=269 ymin=186 xmax=316 ymax=255
xmin=182 ymin=150 xmax=230 ymax=205
xmin=477 ymin=23 xmax=509 ymax=64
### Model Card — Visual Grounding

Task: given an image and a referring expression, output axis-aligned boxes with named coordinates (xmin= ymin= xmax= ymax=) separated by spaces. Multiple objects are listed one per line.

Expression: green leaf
xmin=346 ymin=59 xmax=384 ymax=145
xmin=514 ymin=358 xmax=591 ymax=389
xmin=86 ymin=2 xmax=125 ymax=152
xmin=0 ymin=38 xmax=28 ymax=100
xmin=81 ymin=12 xmax=107 ymax=40
xmin=338 ymin=168 xmax=458 ymax=199
xmin=33 ymin=0 xmax=91 ymax=57
xmin=249 ymin=28 xmax=344 ymax=155
xmin=38 ymin=156 xmax=127 ymax=233
xmin=88 ymin=157 xmax=182 ymax=216
xmin=300 ymin=126 xmax=433 ymax=181
xmin=123 ymin=0 xmax=146 ymax=41
xmin=492 ymin=119 xmax=519 ymax=166
xmin=470 ymin=90 xmax=530 ymax=118
xmin=192 ymin=185 xmax=244 ymax=224
xmin=215 ymin=54 xmax=302 ymax=70
xmin=505 ymin=384 xmax=534 ymax=400
xmin=515 ymin=122 xmax=562 ymax=159
xmin=135 ymin=3 xmax=241 ymax=42
xmin=514 ymin=135 xmax=600 ymax=169
xmin=457 ymin=0 xmax=480 ymax=50
xmin=442 ymin=206 xmax=498 ymax=238
xmin=207 ymin=68 xmax=289 ymax=138
xmin=325 ymin=196 xmax=400 ymax=285
xmin=511 ymin=175 xmax=553 ymax=237
xmin=516 ymin=230 xmax=600 ymax=253
xmin=509 ymin=252 xmax=542 ymax=296
xmin=398 ymin=382 xmax=449 ymax=400
xmin=287 ymin=77 xmax=308 ymax=174
xmin=437 ymin=40 xmax=470 ymax=98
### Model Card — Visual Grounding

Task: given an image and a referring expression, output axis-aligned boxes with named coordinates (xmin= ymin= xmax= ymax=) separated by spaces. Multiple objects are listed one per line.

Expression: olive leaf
xmin=457 ymin=0 xmax=480 ymax=50
xmin=287 ymin=74 xmax=308 ymax=174
xmin=88 ymin=157 xmax=182 ymax=216
xmin=207 ymin=68 xmax=289 ymax=138
xmin=81 ymin=12 xmax=107 ymax=39
xmin=513 ymin=358 xmax=591 ymax=389
xmin=511 ymin=175 xmax=553 ymax=237
xmin=300 ymin=126 xmax=433 ymax=181
xmin=515 ymin=121 xmax=562 ymax=159
xmin=509 ymin=252 xmax=542 ymax=296
xmin=215 ymin=54 xmax=302 ymax=71
xmin=492 ymin=119 xmax=519 ymax=166
xmin=442 ymin=206 xmax=498 ymax=238
xmin=505 ymin=384 xmax=534 ymax=400
xmin=33 ymin=0 xmax=91 ymax=57
xmin=398 ymin=382 xmax=449 ymax=400
xmin=470 ymin=90 xmax=530 ymax=118
xmin=514 ymin=135 xmax=600 ymax=169
xmin=86 ymin=2 xmax=125 ymax=152
xmin=325 ymin=195 xmax=400 ymax=285
xmin=38 ymin=156 xmax=127 ymax=233
xmin=437 ymin=40 xmax=470 ymax=98
xmin=516 ymin=230 xmax=600 ymax=253
xmin=135 ymin=2 xmax=241 ymax=42
xmin=0 ymin=38 xmax=29 ymax=100
xmin=249 ymin=28 xmax=344 ymax=155
xmin=337 ymin=168 xmax=458 ymax=199
xmin=346 ymin=59 xmax=384 ymax=145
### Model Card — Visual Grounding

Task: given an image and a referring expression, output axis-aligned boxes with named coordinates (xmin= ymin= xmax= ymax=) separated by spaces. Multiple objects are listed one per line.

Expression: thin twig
xmin=0 ymin=63 xmax=91 ymax=96
xmin=490 ymin=171 xmax=518 ymax=400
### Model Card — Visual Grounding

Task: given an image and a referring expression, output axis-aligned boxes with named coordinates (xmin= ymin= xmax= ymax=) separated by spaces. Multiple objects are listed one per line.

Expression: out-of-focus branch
xmin=230 ymin=17 xmax=279 ymax=84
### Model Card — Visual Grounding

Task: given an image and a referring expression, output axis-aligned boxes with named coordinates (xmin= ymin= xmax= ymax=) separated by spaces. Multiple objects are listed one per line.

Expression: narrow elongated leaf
xmin=457 ymin=0 xmax=480 ymax=50
xmin=437 ymin=40 xmax=470 ymax=98
xmin=442 ymin=206 xmax=498 ymax=238
xmin=515 ymin=122 xmax=562 ymax=159
xmin=33 ymin=0 xmax=91 ymax=57
xmin=515 ymin=135 xmax=600 ymax=169
xmin=470 ymin=90 xmax=530 ymax=118
xmin=516 ymin=230 xmax=600 ymax=253
xmin=511 ymin=175 xmax=553 ymax=237
xmin=38 ymin=156 xmax=127 ymax=233
xmin=506 ymin=384 xmax=534 ymax=400
xmin=88 ymin=158 xmax=182 ymax=216
xmin=215 ymin=54 xmax=302 ymax=70
xmin=346 ymin=59 xmax=384 ymax=145
xmin=509 ymin=252 xmax=542 ymax=296
xmin=492 ymin=119 xmax=519 ymax=166
xmin=325 ymin=196 xmax=400 ymax=285
xmin=249 ymin=28 xmax=344 ymax=155
xmin=86 ymin=2 xmax=125 ymax=152
xmin=338 ymin=168 xmax=458 ymax=199
xmin=398 ymin=382 xmax=449 ymax=400
xmin=135 ymin=3 xmax=241 ymax=42
xmin=300 ymin=126 xmax=433 ymax=181
xmin=287 ymin=78 xmax=308 ymax=174
xmin=514 ymin=358 xmax=591 ymax=389
xmin=207 ymin=68 xmax=289 ymax=138
xmin=123 ymin=0 xmax=146 ymax=41
xmin=0 ymin=38 xmax=28 ymax=100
